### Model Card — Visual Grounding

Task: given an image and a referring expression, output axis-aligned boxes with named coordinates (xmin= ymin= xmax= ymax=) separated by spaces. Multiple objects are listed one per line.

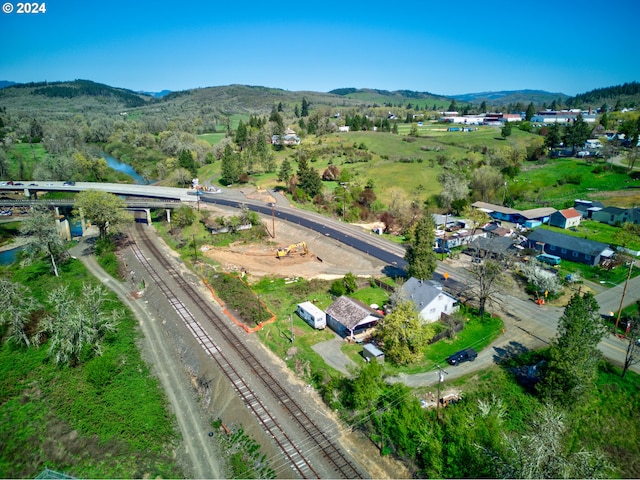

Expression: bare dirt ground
xmin=200 ymin=205 xmax=388 ymax=281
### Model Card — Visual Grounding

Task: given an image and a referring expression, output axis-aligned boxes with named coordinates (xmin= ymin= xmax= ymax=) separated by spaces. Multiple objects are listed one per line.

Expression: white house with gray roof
xmin=398 ymin=278 xmax=459 ymax=324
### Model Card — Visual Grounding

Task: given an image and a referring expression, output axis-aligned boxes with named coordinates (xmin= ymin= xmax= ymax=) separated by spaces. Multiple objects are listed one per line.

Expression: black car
xmin=446 ymin=348 xmax=478 ymax=366
xmin=63 ymin=181 xmax=76 ymax=186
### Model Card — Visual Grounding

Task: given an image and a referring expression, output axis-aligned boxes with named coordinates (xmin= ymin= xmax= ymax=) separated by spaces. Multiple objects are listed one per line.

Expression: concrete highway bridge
xmin=0 ymin=181 xmax=201 ymax=238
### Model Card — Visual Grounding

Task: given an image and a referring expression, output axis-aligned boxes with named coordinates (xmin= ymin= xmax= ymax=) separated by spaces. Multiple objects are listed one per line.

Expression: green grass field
xmin=514 ymin=159 xmax=635 ymax=209
xmin=198 ymin=132 xmax=226 ymax=145
xmin=0 ymin=259 xmax=182 ymax=478
xmin=5 ymin=143 xmax=48 ymax=179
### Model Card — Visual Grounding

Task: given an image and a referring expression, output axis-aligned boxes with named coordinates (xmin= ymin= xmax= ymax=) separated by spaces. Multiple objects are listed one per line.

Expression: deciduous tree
xmin=374 ymin=300 xmax=434 ymax=365
xmin=468 ymin=258 xmax=506 ymax=317
xmin=73 ymin=190 xmax=133 ymax=239
xmin=488 ymin=404 xmax=611 ymax=479
xmin=0 ymin=279 xmax=39 ymax=348
xmin=470 ymin=165 xmax=504 ymax=203
xmin=19 ymin=204 xmax=69 ymax=277
xmin=40 ymin=283 xmax=120 ymax=366
xmin=436 ymin=170 xmax=469 ymax=210
xmin=172 ymin=204 xmax=196 ymax=229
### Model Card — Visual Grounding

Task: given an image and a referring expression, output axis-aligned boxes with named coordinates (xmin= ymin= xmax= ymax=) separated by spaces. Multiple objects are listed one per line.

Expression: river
xmin=101 ymin=152 xmax=150 ymax=185
xmin=1 ymin=154 xmax=145 ymax=265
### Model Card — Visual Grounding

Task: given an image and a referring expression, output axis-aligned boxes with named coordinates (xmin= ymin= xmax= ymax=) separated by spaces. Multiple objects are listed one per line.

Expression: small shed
xmin=362 ymin=343 xmax=384 ymax=363
xmin=296 ymin=301 xmax=326 ymax=330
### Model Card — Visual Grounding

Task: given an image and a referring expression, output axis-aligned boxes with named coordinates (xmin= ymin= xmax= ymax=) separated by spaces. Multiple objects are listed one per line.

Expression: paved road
xmin=205 ymin=188 xmax=640 ymax=385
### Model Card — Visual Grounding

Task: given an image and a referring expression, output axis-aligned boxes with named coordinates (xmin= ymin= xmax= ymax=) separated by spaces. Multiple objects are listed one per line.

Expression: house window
xmin=572 ymin=251 xmax=578 ymax=257
xmin=549 ymin=245 xmax=556 ymax=251
xmin=585 ymin=254 xmax=591 ymax=261
xmin=561 ymin=248 xmax=567 ymax=254
xmin=429 ymin=308 xmax=436 ymax=314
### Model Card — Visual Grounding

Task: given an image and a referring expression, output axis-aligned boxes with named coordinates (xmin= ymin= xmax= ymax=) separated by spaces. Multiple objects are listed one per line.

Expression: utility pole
xmin=442 ymin=213 xmax=449 ymax=261
xmin=435 ymin=365 xmax=448 ymax=421
xmin=340 ymin=182 xmax=347 ymax=220
xmin=615 ymin=260 xmax=635 ymax=333
xmin=271 ymin=202 xmax=276 ymax=239
xmin=290 ymin=314 xmax=295 ymax=342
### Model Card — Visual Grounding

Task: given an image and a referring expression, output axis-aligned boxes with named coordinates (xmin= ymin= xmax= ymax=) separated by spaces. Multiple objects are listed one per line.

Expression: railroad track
xmin=128 ymin=224 xmax=364 ymax=479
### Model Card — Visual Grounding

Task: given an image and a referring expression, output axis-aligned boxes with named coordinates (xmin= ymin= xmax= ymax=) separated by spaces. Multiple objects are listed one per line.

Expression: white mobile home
xmin=296 ymin=302 xmax=326 ymax=329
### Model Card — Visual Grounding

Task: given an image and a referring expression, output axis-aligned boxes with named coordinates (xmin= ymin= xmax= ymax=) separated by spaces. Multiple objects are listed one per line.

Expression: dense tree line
xmin=572 ymin=81 xmax=640 ymax=106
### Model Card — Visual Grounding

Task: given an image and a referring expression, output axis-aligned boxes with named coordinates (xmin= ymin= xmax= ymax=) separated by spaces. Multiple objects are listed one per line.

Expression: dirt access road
xmin=73 ymin=223 xmax=409 ymax=479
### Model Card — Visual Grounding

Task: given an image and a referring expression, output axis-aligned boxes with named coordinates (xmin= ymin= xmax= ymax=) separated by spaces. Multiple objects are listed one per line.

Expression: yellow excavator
xmin=276 ymin=241 xmax=308 ymax=258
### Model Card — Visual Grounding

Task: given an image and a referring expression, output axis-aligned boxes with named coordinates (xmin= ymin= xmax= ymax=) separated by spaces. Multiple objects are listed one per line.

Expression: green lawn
xmin=541 ymin=220 xmax=640 ymax=250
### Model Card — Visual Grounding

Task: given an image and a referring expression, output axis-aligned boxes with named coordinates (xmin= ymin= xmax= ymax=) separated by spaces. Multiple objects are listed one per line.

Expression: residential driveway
xmin=312 ymin=335 xmax=357 ymax=375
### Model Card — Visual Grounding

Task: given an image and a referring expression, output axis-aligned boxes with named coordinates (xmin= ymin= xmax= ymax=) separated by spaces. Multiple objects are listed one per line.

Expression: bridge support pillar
xmin=54 ymin=207 xmax=71 ymax=241
xmin=166 ymin=208 xmax=171 ymax=223
xmin=145 ymin=208 xmax=151 ymax=225
xmin=78 ymin=209 xmax=86 ymax=236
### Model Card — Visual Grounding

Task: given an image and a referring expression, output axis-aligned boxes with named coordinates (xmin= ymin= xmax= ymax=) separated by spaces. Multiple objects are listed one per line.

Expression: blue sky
xmin=1 ymin=0 xmax=638 ymax=96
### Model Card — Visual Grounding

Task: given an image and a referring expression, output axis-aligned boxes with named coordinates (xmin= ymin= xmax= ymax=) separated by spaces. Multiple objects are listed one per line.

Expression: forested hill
xmin=328 ymin=87 xmax=449 ymax=108
xmin=570 ymin=81 xmax=640 ymax=109
xmin=12 ymin=80 xmax=151 ymax=108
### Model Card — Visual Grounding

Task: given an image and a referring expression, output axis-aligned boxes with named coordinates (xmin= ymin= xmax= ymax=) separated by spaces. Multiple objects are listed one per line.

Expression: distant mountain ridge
xmin=1 ymin=79 xmax=638 ymax=116
xmin=451 ymin=89 xmax=569 ymax=105
xmin=139 ymin=89 xmax=172 ymax=98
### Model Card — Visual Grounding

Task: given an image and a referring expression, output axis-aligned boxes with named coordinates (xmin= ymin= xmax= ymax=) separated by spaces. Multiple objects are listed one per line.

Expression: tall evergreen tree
xmin=545 ymin=123 xmax=563 ymax=150
xmin=525 ymin=102 xmax=536 ymax=121
xmin=220 ymin=144 xmax=241 ymax=185
xmin=501 ymin=121 xmax=512 ymax=138
xmin=277 ymin=158 xmax=292 ymax=182
xmin=564 ymin=114 xmax=592 ymax=153
xmin=404 ymin=214 xmax=437 ymax=280
xmin=301 ymin=97 xmax=310 ymax=117
xmin=539 ymin=292 xmax=607 ymax=404
xmin=234 ymin=120 xmax=248 ymax=149
xmin=297 ymin=157 xmax=322 ymax=199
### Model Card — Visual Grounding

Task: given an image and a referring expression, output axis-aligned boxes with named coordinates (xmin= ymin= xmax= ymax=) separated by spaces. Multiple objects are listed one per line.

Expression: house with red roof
xmin=548 ymin=208 xmax=582 ymax=229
